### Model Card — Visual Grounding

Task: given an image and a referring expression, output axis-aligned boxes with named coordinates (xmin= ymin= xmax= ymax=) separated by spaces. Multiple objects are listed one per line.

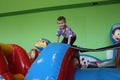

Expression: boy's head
xmin=57 ymin=16 xmax=66 ymax=28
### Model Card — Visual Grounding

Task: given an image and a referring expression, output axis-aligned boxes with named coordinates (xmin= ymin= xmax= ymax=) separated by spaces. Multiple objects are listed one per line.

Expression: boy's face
xmin=57 ymin=20 xmax=66 ymax=28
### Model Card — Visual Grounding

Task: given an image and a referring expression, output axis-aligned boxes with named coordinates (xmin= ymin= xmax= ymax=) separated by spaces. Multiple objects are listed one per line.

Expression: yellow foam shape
xmin=14 ymin=74 xmax=24 ymax=80
xmin=0 ymin=43 xmax=13 ymax=56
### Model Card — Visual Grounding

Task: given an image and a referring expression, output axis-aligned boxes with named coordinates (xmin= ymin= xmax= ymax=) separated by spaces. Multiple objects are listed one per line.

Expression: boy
xmin=56 ymin=16 xmax=76 ymax=46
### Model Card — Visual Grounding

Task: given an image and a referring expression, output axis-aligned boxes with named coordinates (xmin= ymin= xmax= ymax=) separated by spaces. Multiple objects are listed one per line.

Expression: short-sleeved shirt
xmin=56 ymin=26 xmax=76 ymax=38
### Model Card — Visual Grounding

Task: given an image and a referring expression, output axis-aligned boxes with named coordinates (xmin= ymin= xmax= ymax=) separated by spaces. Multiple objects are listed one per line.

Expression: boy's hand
xmin=56 ymin=36 xmax=59 ymax=43
xmin=67 ymin=37 xmax=71 ymax=44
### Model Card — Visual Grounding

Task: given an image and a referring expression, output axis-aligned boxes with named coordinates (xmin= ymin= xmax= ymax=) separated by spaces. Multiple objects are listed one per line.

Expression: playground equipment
xmin=1 ymin=42 xmax=120 ymax=80
xmin=0 ymin=43 xmax=31 ymax=80
xmin=25 ymin=43 xmax=120 ymax=80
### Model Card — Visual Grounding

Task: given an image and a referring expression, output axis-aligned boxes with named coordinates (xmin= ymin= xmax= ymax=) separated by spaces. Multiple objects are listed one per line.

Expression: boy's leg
xmin=61 ymin=36 xmax=76 ymax=45
xmin=61 ymin=37 xmax=68 ymax=44
xmin=70 ymin=36 xmax=76 ymax=46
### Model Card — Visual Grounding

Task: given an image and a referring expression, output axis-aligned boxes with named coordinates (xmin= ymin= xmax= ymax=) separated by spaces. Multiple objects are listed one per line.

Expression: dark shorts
xmin=61 ymin=36 xmax=76 ymax=46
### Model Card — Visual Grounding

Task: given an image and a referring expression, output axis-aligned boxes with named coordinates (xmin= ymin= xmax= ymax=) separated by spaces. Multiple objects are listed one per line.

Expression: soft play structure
xmin=25 ymin=43 xmax=120 ymax=80
xmin=0 ymin=43 xmax=37 ymax=80
xmin=1 ymin=24 xmax=120 ymax=80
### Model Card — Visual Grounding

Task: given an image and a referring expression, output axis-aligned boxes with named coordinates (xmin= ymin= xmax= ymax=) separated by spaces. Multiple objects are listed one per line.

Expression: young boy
xmin=56 ymin=16 xmax=76 ymax=46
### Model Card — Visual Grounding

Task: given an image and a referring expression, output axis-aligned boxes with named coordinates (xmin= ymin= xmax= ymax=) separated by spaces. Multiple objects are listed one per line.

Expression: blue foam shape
xmin=73 ymin=68 xmax=120 ymax=80
xmin=25 ymin=43 xmax=70 ymax=80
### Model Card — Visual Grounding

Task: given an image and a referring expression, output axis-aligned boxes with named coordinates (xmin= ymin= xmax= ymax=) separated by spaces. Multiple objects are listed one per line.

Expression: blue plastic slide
xmin=25 ymin=43 xmax=70 ymax=80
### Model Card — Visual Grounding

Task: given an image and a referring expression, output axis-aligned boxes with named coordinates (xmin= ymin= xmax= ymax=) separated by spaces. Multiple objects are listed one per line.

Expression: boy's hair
xmin=57 ymin=16 xmax=66 ymax=22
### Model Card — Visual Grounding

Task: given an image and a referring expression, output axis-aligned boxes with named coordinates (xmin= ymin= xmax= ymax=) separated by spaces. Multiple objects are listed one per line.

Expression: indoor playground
xmin=0 ymin=0 xmax=120 ymax=80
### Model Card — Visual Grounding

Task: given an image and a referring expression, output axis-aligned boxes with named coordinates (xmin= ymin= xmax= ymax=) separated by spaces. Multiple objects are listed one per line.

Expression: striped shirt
xmin=56 ymin=26 xmax=76 ymax=38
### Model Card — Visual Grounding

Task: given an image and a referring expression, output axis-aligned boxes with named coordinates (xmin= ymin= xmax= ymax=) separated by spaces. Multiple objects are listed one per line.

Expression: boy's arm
xmin=67 ymin=37 xmax=71 ymax=45
xmin=56 ymin=36 xmax=60 ymax=43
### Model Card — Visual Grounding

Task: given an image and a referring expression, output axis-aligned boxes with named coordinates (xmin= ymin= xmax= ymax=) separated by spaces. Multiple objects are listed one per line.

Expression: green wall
xmin=0 ymin=0 xmax=105 ymax=13
xmin=0 ymin=3 xmax=120 ymax=60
